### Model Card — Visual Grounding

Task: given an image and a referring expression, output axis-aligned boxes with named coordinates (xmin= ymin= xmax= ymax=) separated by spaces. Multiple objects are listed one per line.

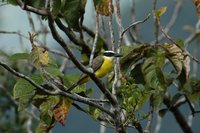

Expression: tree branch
xmin=163 ymin=95 xmax=193 ymax=133
xmin=16 ymin=0 xmax=48 ymax=16
xmin=0 ymin=60 xmax=113 ymax=116
xmin=89 ymin=13 xmax=99 ymax=66
xmin=54 ymin=19 xmax=91 ymax=55
xmin=47 ymin=14 xmax=119 ymax=108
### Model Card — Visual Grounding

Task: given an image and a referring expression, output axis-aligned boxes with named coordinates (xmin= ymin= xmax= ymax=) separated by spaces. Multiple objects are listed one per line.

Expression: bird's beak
xmin=114 ymin=53 xmax=122 ymax=57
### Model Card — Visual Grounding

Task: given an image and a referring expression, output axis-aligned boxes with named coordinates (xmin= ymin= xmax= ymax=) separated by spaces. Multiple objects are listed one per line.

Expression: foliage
xmin=0 ymin=0 xmax=200 ymax=133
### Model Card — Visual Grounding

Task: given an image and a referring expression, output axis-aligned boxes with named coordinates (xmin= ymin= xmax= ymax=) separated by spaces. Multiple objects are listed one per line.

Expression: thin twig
xmin=47 ymin=14 xmax=118 ymax=108
xmin=163 ymin=95 xmax=193 ymax=133
xmin=153 ymin=0 xmax=159 ymax=46
xmin=158 ymin=0 xmax=182 ymax=41
xmin=144 ymin=99 xmax=154 ymax=133
xmin=158 ymin=19 xmax=200 ymax=64
xmin=121 ymin=14 xmax=151 ymax=37
xmin=184 ymin=94 xmax=195 ymax=116
xmin=27 ymin=12 xmax=36 ymax=32
xmin=109 ymin=0 xmax=115 ymax=51
xmin=89 ymin=13 xmax=99 ymax=66
xmin=0 ymin=60 xmax=113 ymax=116
xmin=15 ymin=0 xmax=48 ymax=15
xmin=154 ymin=113 xmax=162 ymax=133
xmin=55 ymin=19 xmax=91 ymax=55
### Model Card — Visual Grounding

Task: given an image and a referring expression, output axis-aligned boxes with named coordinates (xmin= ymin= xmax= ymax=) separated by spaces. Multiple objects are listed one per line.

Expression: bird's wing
xmin=77 ymin=56 xmax=104 ymax=85
xmin=92 ymin=55 xmax=104 ymax=72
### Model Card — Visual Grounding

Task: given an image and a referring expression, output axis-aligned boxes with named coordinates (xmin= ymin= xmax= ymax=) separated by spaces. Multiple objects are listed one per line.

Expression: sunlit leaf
xmin=89 ymin=107 xmax=102 ymax=120
xmin=155 ymin=6 xmax=167 ymax=17
xmin=30 ymin=45 xmax=50 ymax=68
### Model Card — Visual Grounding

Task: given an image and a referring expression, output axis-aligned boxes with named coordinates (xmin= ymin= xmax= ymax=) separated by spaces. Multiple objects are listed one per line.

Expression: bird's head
xmin=103 ymin=51 xmax=122 ymax=59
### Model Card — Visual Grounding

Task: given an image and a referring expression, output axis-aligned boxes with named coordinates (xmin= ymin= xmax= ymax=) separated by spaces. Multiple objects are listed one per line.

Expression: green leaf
xmin=9 ymin=53 xmax=30 ymax=61
xmin=7 ymin=0 xmax=18 ymax=5
xmin=141 ymin=49 xmax=166 ymax=91
xmin=155 ymin=6 xmax=167 ymax=17
xmin=120 ymin=83 xmax=150 ymax=111
xmin=63 ymin=0 xmax=87 ymax=31
xmin=51 ymin=0 xmax=62 ymax=17
xmin=130 ymin=63 xmax=145 ymax=84
xmin=182 ymin=78 xmax=200 ymax=102
xmin=13 ymin=75 xmax=43 ymax=111
xmin=89 ymin=107 xmax=101 ymax=120
xmin=18 ymin=94 xmax=34 ymax=111
xmin=13 ymin=75 xmax=43 ymax=99
xmin=63 ymin=74 xmax=86 ymax=93
xmin=43 ymin=66 xmax=64 ymax=77
xmin=39 ymin=96 xmax=60 ymax=126
xmin=176 ymin=39 xmax=185 ymax=48
xmin=158 ymin=108 xmax=168 ymax=117
xmin=120 ymin=44 xmax=150 ymax=72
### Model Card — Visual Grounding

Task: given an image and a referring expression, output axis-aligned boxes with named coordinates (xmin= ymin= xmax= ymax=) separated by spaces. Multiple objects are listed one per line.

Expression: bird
xmin=67 ymin=50 xmax=122 ymax=92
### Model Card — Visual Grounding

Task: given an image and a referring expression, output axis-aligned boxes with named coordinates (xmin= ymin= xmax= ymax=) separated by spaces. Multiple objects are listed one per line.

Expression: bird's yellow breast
xmin=94 ymin=56 xmax=113 ymax=78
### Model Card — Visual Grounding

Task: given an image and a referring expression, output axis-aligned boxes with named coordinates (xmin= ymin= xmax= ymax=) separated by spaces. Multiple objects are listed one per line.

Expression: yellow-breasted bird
xmin=68 ymin=51 xmax=122 ymax=91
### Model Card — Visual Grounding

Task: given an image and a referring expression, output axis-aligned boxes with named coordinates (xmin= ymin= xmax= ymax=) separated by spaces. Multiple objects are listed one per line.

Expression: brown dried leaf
xmin=163 ymin=43 xmax=190 ymax=83
xmin=95 ymin=0 xmax=113 ymax=16
xmin=194 ymin=0 xmax=200 ymax=17
xmin=53 ymin=98 xmax=72 ymax=126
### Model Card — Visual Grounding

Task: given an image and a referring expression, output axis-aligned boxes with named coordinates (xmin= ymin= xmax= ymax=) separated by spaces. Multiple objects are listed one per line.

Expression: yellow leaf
xmin=30 ymin=45 xmax=50 ymax=68
xmin=155 ymin=6 xmax=167 ymax=17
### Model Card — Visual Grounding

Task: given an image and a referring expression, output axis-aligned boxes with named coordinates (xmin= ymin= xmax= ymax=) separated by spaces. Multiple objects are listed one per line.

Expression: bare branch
xmin=158 ymin=19 xmax=200 ymax=64
xmin=144 ymin=99 xmax=154 ymax=133
xmin=121 ymin=14 xmax=151 ymax=37
xmin=0 ymin=60 xmax=113 ymax=116
xmin=109 ymin=0 xmax=115 ymax=51
xmin=89 ymin=13 xmax=99 ymax=66
xmin=153 ymin=0 xmax=159 ymax=46
xmin=15 ymin=0 xmax=48 ymax=16
xmin=158 ymin=0 xmax=182 ymax=41
xmin=163 ymin=95 xmax=193 ymax=133
xmin=55 ymin=19 xmax=91 ymax=54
